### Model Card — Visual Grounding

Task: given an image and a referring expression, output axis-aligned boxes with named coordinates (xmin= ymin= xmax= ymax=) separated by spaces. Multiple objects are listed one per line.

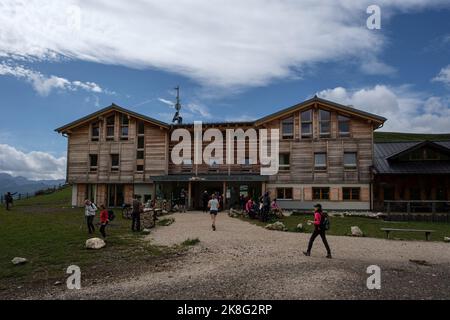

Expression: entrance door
xmin=107 ymin=184 xmax=124 ymax=207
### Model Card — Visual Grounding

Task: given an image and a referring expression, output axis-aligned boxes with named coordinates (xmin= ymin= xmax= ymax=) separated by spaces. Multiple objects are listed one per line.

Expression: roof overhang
xmin=55 ymin=103 xmax=169 ymax=134
xmin=255 ymin=96 xmax=386 ymax=128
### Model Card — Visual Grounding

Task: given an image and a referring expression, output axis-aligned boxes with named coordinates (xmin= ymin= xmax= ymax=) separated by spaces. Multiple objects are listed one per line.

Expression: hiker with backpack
xmin=84 ymin=199 xmax=97 ymax=234
xmin=99 ymin=205 xmax=109 ymax=239
xmin=303 ymin=203 xmax=332 ymax=259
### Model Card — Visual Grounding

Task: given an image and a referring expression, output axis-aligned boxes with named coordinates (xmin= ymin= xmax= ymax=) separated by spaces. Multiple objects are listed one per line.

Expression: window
xmin=338 ymin=115 xmax=350 ymax=137
xmin=136 ymin=164 xmax=144 ymax=172
xmin=120 ymin=114 xmax=129 ymax=139
xmin=137 ymin=121 xmax=145 ymax=135
xmin=319 ymin=110 xmax=330 ymax=137
xmin=279 ymin=153 xmax=290 ymax=171
xmin=410 ymin=188 xmax=421 ymax=200
xmin=301 ymin=110 xmax=312 ymax=138
xmin=281 ymin=116 xmax=294 ymax=139
xmin=383 ymin=187 xmax=394 ymax=201
xmin=314 ymin=153 xmax=327 ymax=170
xmin=313 ymin=187 xmax=329 ymax=200
xmin=343 ymin=187 xmax=360 ymax=200
xmin=111 ymin=154 xmax=119 ymax=172
xmin=91 ymin=122 xmax=100 ymax=141
xmin=137 ymin=136 xmax=145 ymax=149
xmin=344 ymin=152 xmax=357 ymax=169
xmin=136 ymin=150 xmax=144 ymax=159
xmin=277 ymin=188 xmax=293 ymax=199
xmin=89 ymin=154 xmax=98 ymax=172
xmin=106 ymin=115 xmax=115 ymax=140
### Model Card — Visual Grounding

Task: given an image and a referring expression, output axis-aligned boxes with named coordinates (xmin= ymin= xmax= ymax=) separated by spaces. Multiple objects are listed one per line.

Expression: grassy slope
xmin=241 ymin=215 xmax=450 ymax=241
xmin=374 ymin=131 xmax=450 ymax=142
xmin=0 ymin=187 xmax=169 ymax=291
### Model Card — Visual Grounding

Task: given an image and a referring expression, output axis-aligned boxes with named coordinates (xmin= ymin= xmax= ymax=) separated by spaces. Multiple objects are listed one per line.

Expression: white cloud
xmin=0 ymin=0 xmax=447 ymax=89
xmin=0 ymin=62 xmax=106 ymax=96
xmin=317 ymin=85 xmax=450 ymax=133
xmin=0 ymin=144 xmax=66 ymax=180
xmin=433 ymin=65 xmax=450 ymax=86
xmin=157 ymin=98 xmax=174 ymax=107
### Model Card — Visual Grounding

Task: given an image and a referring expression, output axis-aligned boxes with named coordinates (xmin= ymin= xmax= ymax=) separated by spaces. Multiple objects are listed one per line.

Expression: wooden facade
xmin=56 ymin=98 xmax=386 ymax=210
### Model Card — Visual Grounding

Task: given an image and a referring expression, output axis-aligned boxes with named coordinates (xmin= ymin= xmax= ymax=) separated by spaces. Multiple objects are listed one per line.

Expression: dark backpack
xmin=320 ymin=212 xmax=330 ymax=231
xmin=108 ymin=210 xmax=115 ymax=221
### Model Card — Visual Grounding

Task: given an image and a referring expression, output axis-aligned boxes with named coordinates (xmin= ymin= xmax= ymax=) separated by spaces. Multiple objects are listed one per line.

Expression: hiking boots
xmin=302 ymin=251 xmax=310 ymax=256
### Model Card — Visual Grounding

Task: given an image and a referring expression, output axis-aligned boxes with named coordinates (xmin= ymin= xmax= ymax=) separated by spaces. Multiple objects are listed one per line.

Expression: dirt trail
xmin=33 ymin=212 xmax=450 ymax=299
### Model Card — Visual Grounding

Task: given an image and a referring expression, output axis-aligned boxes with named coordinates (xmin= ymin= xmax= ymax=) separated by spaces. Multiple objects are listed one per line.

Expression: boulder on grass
xmin=296 ymin=223 xmax=303 ymax=231
xmin=85 ymin=238 xmax=106 ymax=249
xmin=265 ymin=221 xmax=287 ymax=231
xmin=142 ymin=228 xmax=151 ymax=234
xmin=444 ymin=237 xmax=450 ymax=243
xmin=11 ymin=257 xmax=28 ymax=265
xmin=351 ymin=226 xmax=364 ymax=237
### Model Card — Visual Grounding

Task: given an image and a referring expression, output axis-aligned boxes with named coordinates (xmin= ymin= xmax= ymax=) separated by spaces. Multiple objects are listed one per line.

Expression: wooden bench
xmin=381 ymin=228 xmax=435 ymax=241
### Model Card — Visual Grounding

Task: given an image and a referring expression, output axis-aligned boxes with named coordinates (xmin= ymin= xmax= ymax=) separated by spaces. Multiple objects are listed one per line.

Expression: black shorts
xmin=210 ymin=210 xmax=218 ymax=215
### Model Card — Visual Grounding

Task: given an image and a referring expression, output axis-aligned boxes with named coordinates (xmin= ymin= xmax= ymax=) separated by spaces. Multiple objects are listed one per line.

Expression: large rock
xmin=11 ymin=257 xmax=27 ymax=265
xmin=142 ymin=228 xmax=151 ymax=235
xmin=351 ymin=226 xmax=364 ymax=237
xmin=265 ymin=221 xmax=287 ymax=231
xmin=85 ymin=238 xmax=106 ymax=249
xmin=444 ymin=237 xmax=450 ymax=243
xmin=296 ymin=223 xmax=303 ymax=231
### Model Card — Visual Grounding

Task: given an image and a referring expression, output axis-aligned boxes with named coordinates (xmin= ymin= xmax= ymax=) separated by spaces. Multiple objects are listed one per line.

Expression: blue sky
xmin=0 ymin=0 xmax=449 ymax=179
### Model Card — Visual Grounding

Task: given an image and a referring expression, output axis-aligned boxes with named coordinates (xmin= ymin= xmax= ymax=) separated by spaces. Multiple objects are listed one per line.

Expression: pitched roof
xmin=55 ymin=103 xmax=169 ymax=133
xmin=255 ymin=96 xmax=387 ymax=127
xmin=374 ymin=140 xmax=450 ymax=174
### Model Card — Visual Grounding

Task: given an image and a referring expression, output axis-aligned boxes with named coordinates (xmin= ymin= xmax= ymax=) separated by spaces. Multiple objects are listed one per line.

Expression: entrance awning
xmin=151 ymin=174 xmax=268 ymax=182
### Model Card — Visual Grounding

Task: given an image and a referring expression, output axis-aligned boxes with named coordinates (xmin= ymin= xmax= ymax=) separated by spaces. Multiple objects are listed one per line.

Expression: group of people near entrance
xmin=242 ymin=193 xmax=283 ymax=221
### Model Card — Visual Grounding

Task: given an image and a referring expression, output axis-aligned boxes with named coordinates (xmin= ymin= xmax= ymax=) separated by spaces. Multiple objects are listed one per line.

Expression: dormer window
xmin=91 ymin=122 xmax=100 ymax=141
xmin=338 ymin=115 xmax=350 ymax=137
xmin=301 ymin=110 xmax=312 ymax=138
xmin=120 ymin=114 xmax=129 ymax=140
xmin=281 ymin=116 xmax=294 ymax=139
xmin=106 ymin=115 xmax=115 ymax=140
xmin=319 ymin=110 xmax=330 ymax=137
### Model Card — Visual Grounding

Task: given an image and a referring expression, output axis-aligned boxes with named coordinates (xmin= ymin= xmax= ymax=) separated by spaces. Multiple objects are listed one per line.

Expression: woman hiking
xmin=99 ymin=205 xmax=109 ymax=239
xmin=303 ymin=203 xmax=332 ymax=259
xmin=208 ymin=193 xmax=220 ymax=231
xmin=84 ymin=199 xmax=97 ymax=234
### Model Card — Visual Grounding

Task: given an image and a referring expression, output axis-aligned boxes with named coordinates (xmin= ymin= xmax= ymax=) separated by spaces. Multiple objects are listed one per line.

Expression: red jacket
xmin=100 ymin=210 xmax=109 ymax=223
xmin=313 ymin=211 xmax=322 ymax=226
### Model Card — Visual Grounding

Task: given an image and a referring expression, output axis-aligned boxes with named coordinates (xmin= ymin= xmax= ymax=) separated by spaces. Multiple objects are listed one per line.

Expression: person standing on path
xmin=99 ymin=205 xmax=109 ymax=239
xmin=201 ymin=190 xmax=209 ymax=213
xmin=131 ymin=195 xmax=142 ymax=232
xmin=303 ymin=203 xmax=332 ymax=259
xmin=84 ymin=199 xmax=97 ymax=234
xmin=208 ymin=194 xmax=220 ymax=231
xmin=179 ymin=189 xmax=187 ymax=213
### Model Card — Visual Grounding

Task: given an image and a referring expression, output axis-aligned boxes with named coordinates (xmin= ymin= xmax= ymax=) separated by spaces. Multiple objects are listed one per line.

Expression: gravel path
xmin=39 ymin=212 xmax=450 ymax=300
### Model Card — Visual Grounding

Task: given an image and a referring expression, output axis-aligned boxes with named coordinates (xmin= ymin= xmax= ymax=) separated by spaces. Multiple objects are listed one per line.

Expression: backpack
xmin=320 ymin=212 xmax=330 ymax=231
xmin=108 ymin=210 xmax=116 ymax=221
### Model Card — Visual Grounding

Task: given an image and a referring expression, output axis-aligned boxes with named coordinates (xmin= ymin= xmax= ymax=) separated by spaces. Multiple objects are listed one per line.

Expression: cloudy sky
xmin=0 ymin=0 xmax=450 ymax=179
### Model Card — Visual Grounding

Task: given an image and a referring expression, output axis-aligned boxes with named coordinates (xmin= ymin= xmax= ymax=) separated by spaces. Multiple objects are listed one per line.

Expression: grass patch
xmin=0 ymin=187 xmax=173 ymax=294
xmin=181 ymin=238 xmax=200 ymax=246
xmin=239 ymin=215 xmax=450 ymax=241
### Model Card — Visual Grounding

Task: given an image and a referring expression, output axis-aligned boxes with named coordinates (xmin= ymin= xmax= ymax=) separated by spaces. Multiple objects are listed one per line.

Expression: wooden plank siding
xmin=66 ymin=111 xmax=167 ymax=185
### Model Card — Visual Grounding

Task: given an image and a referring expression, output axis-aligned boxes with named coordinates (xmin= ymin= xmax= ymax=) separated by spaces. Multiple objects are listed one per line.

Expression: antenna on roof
xmin=172 ymin=85 xmax=183 ymax=124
